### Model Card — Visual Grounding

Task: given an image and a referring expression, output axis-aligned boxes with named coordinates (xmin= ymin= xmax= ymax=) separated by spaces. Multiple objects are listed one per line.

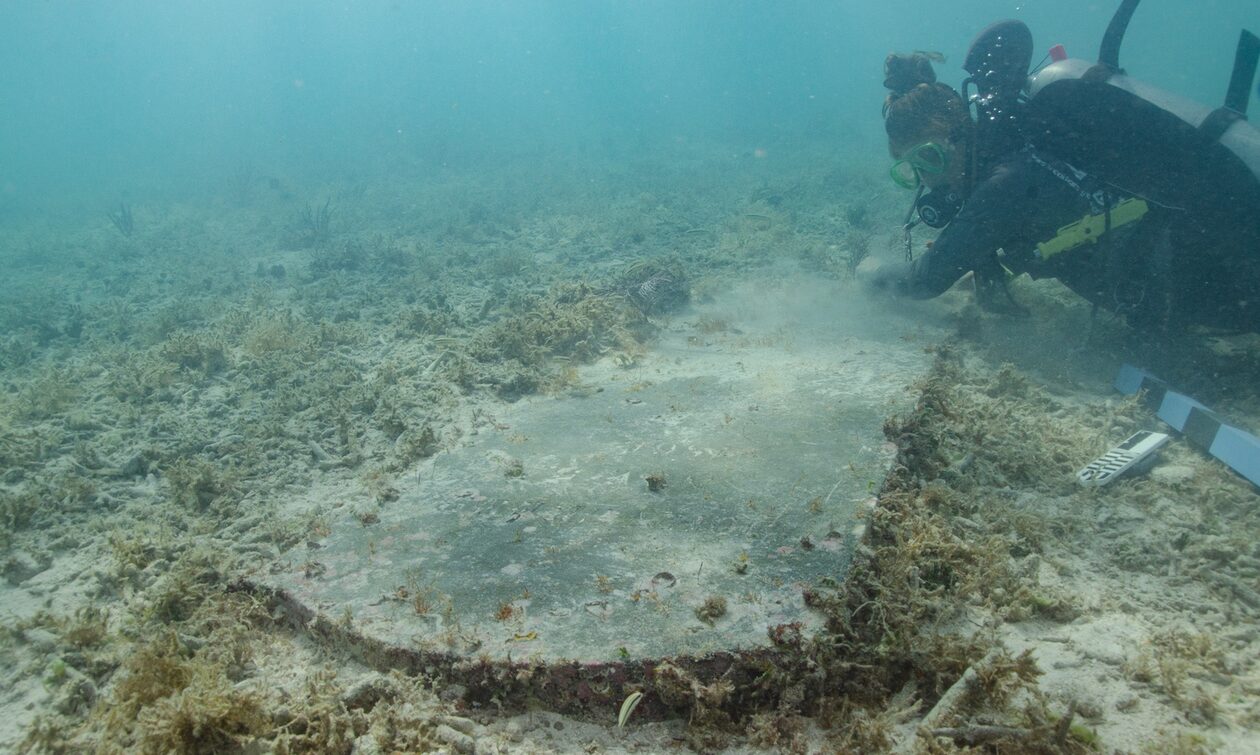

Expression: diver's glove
xmin=858 ymin=259 xmax=914 ymax=297
xmin=973 ymin=271 xmax=1030 ymax=317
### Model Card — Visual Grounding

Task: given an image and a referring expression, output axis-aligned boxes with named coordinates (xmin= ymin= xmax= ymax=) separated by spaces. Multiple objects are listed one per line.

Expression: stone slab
xmin=264 ymin=279 xmax=938 ymax=665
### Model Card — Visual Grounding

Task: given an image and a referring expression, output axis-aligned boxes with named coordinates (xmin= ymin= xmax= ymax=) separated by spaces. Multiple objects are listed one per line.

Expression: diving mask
xmin=890 ymin=142 xmax=949 ymax=190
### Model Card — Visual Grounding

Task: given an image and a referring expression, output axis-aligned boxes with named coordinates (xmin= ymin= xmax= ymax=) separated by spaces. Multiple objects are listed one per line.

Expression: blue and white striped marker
xmin=1114 ymin=364 xmax=1260 ymax=487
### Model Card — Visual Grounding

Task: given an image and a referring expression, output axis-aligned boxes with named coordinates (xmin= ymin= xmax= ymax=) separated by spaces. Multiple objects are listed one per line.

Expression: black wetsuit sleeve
xmin=900 ymin=162 xmax=1032 ymax=299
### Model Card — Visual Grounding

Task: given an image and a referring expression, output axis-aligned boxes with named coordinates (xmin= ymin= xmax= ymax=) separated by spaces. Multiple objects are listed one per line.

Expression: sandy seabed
xmin=2 ymin=144 xmax=1259 ymax=753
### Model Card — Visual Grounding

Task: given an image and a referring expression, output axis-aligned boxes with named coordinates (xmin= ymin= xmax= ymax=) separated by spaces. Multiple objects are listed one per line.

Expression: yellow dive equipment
xmin=1035 ymin=197 xmax=1148 ymax=260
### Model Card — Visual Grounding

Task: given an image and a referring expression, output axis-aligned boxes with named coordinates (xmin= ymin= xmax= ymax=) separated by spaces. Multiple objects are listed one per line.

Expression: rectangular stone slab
xmin=264 ymin=280 xmax=938 ymax=665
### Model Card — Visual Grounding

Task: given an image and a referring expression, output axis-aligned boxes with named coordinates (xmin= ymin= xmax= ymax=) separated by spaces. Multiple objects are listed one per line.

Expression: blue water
xmin=1 ymin=0 xmax=1255 ymax=209
xmin=3 ymin=4 xmax=1260 ymax=749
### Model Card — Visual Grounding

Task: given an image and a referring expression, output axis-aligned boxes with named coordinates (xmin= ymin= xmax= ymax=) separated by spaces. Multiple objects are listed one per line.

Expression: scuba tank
xmin=963 ymin=0 xmax=1260 ymax=236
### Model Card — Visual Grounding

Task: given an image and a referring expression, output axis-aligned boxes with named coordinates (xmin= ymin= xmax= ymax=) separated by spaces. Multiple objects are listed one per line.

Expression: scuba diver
xmin=867 ymin=0 xmax=1260 ymax=335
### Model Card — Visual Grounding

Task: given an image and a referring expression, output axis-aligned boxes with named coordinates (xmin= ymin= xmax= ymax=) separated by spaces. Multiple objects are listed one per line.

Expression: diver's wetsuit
xmin=896 ymin=147 xmax=1104 ymax=300
xmin=890 ymin=146 xmax=1260 ymax=333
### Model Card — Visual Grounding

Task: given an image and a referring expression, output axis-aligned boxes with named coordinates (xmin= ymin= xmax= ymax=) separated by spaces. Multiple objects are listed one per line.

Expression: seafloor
xmin=2 ymin=144 xmax=1259 ymax=753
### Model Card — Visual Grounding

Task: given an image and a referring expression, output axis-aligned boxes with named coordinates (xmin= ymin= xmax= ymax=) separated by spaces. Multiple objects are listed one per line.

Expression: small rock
xmin=341 ymin=674 xmax=392 ymax=710
xmin=119 ymin=453 xmax=151 ymax=478
xmin=51 ymin=534 xmax=82 ymax=551
xmin=88 ymin=569 xmax=119 ymax=599
xmin=233 ymin=542 xmax=276 ymax=559
xmin=4 ymin=550 xmax=50 ymax=585
xmin=144 ymin=559 xmax=171 ymax=576
xmin=439 ymin=715 xmax=478 ymax=736
xmin=1101 ymin=504 xmax=1144 ymax=525
xmin=1020 ymin=554 xmax=1041 ymax=577
xmin=240 ymin=529 xmax=274 ymax=545
xmin=1074 ymin=699 xmax=1103 ymax=719
xmin=227 ymin=513 xmax=266 ymax=535
xmin=1152 ymin=464 xmax=1195 ymax=485
xmin=435 ymin=723 xmax=475 ymax=754
xmin=503 ymin=720 xmax=525 ymax=742
xmin=271 ymin=707 xmax=294 ymax=727
xmin=350 ymin=733 xmax=385 ymax=755
xmin=473 ymin=739 xmax=501 ymax=755
xmin=52 ymin=668 xmax=96 ymax=715
xmin=1081 ymin=647 xmax=1125 ymax=666
xmin=1225 ymin=626 xmax=1259 ymax=643
xmin=22 ymin=628 xmax=59 ymax=653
